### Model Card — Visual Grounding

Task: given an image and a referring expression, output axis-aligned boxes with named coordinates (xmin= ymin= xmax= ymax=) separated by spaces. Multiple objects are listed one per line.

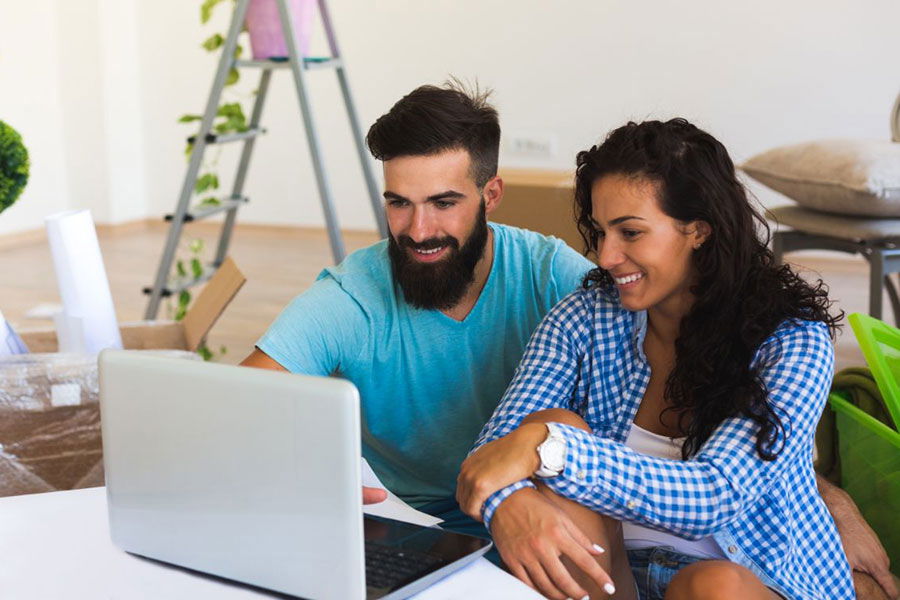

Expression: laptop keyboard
xmin=364 ymin=541 xmax=444 ymax=590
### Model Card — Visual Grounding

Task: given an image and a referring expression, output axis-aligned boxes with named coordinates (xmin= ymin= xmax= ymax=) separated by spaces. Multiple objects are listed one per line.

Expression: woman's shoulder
xmin=541 ymin=281 xmax=635 ymax=341
xmin=755 ymin=317 xmax=834 ymax=366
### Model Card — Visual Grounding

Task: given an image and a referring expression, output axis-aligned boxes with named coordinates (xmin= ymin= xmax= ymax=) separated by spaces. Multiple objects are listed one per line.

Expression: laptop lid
xmin=99 ymin=350 xmax=366 ymax=599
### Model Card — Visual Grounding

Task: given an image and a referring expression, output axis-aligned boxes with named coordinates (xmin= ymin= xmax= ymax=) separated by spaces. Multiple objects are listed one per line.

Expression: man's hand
xmin=363 ymin=486 xmax=387 ymax=504
xmin=490 ymin=488 xmax=613 ymax=600
xmin=456 ymin=423 xmax=547 ymax=520
xmin=820 ymin=477 xmax=898 ymax=599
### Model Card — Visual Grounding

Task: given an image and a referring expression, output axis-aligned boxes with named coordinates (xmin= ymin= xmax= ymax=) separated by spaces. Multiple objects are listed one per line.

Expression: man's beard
xmin=388 ymin=203 xmax=489 ymax=310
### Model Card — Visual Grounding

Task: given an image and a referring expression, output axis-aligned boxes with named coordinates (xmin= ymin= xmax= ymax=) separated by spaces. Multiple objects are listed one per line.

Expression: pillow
xmin=741 ymin=139 xmax=900 ymax=217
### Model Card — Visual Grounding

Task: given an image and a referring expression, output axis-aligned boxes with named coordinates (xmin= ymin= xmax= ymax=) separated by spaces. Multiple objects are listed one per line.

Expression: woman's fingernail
xmin=604 ymin=582 xmax=616 ymax=594
xmin=580 ymin=595 xmax=590 ymax=600
xmin=592 ymin=543 xmax=605 ymax=554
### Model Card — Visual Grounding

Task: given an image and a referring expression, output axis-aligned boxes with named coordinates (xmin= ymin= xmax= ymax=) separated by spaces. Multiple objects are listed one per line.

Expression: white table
xmin=0 ymin=487 xmax=540 ymax=599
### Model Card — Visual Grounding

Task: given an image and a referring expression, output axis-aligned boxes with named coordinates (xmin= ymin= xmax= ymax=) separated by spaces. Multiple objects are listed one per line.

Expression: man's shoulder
xmin=299 ymin=239 xmax=399 ymax=322
xmin=319 ymin=239 xmax=394 ymax=294
xmin=492 ymin=222 xmax=591 ymax=269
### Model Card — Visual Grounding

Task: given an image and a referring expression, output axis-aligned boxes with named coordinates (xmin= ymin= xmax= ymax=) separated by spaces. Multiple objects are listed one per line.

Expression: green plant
xmin=167 ymin=238 xmax=228 ymax=362
xmin=170 ymin=0 xmax=246 ymax=362
xmin=0 ymin=120 xmax=30 ymax=215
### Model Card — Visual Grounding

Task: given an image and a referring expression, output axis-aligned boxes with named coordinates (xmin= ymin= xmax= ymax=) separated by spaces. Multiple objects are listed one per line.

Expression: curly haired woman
xmin=457 ymin=119 xmax=855 ymax=599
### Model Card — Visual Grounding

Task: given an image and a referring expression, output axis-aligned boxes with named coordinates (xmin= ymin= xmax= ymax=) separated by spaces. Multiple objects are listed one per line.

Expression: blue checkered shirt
xmin=472 ymin=286 xmax=854 ymax=600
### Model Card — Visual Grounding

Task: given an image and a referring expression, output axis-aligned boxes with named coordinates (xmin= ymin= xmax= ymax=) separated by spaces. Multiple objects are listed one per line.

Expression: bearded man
xmin=241 ymin=83 xmax=590 ymax=518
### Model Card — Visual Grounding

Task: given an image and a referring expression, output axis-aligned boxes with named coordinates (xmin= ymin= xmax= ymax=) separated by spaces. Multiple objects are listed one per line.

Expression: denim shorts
xmin=627 ymin=546 xmax=705 ymax=600
xmin=626 ymin=546 xmax=787 ymax=600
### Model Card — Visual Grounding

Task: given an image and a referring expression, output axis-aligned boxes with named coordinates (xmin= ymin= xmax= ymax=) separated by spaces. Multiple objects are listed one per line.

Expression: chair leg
xmin=869 ymin=252 xmax=885 ymax=321
xmin=772 ymin=231 xmax=784 ymax=265
xmin=885 ymin=274 xmax=900 ymax=327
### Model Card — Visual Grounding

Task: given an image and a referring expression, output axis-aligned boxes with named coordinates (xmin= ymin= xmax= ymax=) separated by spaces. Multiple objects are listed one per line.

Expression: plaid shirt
xmin=473 ymin=287 xmax=854 ymax=600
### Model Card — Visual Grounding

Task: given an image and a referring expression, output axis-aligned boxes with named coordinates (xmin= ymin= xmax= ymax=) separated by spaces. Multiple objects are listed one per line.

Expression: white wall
xmin=1 ymin=0 xmax=899 ymax=235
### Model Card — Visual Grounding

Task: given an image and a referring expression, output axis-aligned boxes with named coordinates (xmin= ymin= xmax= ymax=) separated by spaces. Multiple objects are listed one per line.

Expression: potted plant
xmin=0 ymin=119 xmax=29 ymax=215
xmin=201 ymin=0 xmax=317 ymax=61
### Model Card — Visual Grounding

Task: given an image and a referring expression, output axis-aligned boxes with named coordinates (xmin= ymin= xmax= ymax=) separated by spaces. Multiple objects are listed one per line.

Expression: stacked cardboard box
xmin=0 ymin=258 xmax=245 ymax=497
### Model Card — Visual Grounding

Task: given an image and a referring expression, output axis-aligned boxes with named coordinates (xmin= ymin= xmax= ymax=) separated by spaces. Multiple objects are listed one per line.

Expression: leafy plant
xmin=167 ymin=238 xmax=227 ymax=362
xmin=169 ymin=0 xmax=246 ymax=362
xmin=0 ymin=120 xmax=30 ymax=215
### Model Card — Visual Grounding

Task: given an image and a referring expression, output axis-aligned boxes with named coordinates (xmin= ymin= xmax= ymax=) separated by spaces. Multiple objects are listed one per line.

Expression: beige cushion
xmin=767 ymin=205 xmax=900 ymax=242
xmin=742 ymin=139 xmax=900 ymax=217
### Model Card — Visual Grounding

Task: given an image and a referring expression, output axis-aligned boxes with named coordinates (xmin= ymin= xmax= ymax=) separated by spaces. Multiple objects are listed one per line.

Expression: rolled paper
xmin=45 ymin=209 xmax=122 ymax=354
xmin=0 ymin=309 xmax=29 ymax=356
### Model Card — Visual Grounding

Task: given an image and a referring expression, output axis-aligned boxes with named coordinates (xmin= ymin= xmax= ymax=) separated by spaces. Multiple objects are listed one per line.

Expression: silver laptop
xmin=99 ymin=350 xmax=491 ymax=600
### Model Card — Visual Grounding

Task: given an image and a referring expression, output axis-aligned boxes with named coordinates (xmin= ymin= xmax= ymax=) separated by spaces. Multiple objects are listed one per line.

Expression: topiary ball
xmin=0 ymin=120 xmax=30 ymax=215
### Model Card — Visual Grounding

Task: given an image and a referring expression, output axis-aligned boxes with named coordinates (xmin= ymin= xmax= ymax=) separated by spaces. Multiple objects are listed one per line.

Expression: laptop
xmin=98 ymin=350 xmax=491 ymax=600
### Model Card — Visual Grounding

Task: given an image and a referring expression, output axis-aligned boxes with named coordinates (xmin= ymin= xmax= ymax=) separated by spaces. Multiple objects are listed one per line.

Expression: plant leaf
xmin=198 ymin=197 xmax=221 ymax=208
xmin=201 ymin=33 xmax=225 ymax=52
xmin=189 ymin=239 xmax=205 ymax=255
xmin=191 ymin=258 xmax=203 ymax=279
xmin=226 ymin=68 xmax=239 ymax=86
xmin=175 ymin=290 xmax=191 ymax=321
xmin=178 ymin=114 xmax=202 ymax=123
xmin=176 ymin=259 xmax=187 ymax=278
xmin=197 ymin=344 xmax=213 ymax=361
xmin=195 ymin=173 xmax=219 ymax=194
xmin=200 ymin=0 xmax=225 ymax=24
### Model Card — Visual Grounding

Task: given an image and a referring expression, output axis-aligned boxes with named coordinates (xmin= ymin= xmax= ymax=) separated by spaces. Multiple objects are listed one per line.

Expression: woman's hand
xmin=457 ymin=422 xmax=548 ymax=520
xmin=490 ymin=487 xmax=613 ymax=600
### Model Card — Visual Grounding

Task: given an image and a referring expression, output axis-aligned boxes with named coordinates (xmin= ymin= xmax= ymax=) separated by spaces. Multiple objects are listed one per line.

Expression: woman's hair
xmin=574 ymin=118 xmax=841 ymax=460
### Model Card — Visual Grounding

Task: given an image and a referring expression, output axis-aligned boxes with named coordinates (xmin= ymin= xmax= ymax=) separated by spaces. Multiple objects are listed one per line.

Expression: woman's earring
xmin=694 ymin=242 xmax=703 ymax=250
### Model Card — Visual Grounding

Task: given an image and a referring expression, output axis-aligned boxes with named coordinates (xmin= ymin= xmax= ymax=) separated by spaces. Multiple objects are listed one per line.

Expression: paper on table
xmin=411 ymin=558 xmax=543 ymax=599
xmin=361 ymin=458 xmax=443 ymax=528
xmin=45 ymin=210 xmax=122 ymax=354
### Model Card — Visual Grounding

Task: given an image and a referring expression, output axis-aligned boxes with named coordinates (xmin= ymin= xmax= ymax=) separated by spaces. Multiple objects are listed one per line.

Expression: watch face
xmin=541 ymin=438 xmax=566 ymax=472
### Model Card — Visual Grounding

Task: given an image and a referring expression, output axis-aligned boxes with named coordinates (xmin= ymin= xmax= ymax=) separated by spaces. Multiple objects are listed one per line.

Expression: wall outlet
xmin=505 ymin=134 xmax=558 ymax=158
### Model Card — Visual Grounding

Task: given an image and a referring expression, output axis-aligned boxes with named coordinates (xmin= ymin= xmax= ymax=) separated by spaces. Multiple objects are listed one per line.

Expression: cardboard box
xmin=492 ymin=168 xmax=585 ymax=254
xmin=19 ymin=257 xmax=246 ymax=353
xmin=0 ymin=257 xmax=246 ymax=497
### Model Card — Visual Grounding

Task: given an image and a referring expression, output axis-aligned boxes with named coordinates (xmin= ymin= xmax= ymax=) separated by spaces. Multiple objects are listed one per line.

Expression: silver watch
xmin=534 ymin=423 xmax=567 ymax=478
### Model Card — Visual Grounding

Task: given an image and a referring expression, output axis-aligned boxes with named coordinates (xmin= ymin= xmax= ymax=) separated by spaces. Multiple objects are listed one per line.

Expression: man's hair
xmin=366 ymin=81 xmax=500 ymax=188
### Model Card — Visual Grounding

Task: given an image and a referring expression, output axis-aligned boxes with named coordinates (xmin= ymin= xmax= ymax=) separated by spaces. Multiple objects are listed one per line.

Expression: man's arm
xmin=239 ymin=347 xmax=387 ymax=505
xmin=240 ymin=348 xmax=288 ymax=370
xmin=818 ymin=474 xmax=898 ymax=599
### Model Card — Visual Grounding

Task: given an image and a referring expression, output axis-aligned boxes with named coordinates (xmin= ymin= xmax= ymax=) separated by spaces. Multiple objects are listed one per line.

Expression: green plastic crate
xmin=830 ymin=312 xmax=900 ymax=574
xmin=829 ymin=392 xmax=900 ymax=574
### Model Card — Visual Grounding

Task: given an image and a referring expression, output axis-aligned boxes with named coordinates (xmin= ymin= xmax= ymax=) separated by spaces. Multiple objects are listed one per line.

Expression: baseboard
xmin=0 ymin=218 xmax=380 ymax=250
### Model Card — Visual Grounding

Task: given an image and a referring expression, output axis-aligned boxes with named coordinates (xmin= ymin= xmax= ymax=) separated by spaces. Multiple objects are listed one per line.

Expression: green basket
xmin=847 ymin=313 xmax=900 ymax=428
xmin=829 ymin=392 xmax=900 ymax=574
xmin=831 ymin=312 xmax=900 ymax=574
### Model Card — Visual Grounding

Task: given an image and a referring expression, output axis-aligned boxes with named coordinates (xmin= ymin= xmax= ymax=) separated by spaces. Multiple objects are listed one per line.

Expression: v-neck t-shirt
xmin=257 ymin=223 xmax=593 ymax=506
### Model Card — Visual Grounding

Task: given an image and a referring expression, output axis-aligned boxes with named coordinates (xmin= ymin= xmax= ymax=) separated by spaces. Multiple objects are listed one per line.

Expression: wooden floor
xmin=0 ymin=220 xmax=886 ymax=370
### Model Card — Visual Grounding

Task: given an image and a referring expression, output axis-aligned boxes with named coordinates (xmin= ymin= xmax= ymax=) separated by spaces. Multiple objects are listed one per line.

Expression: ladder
xmin=143 ymin=0 xmax=387 ymax=320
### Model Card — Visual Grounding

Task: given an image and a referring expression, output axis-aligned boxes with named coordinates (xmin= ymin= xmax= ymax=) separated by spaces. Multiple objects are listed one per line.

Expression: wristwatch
xmin=534 ymin=423 xmax=567 ymax=478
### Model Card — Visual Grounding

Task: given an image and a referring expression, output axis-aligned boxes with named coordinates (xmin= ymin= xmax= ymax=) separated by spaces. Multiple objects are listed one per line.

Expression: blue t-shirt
xmin=257 ymin=223 xmax=593 ymax=506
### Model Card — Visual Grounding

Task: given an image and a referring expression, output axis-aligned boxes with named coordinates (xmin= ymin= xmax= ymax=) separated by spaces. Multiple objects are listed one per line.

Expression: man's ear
xmin=482 ymin=175 xmax=503 ymax=215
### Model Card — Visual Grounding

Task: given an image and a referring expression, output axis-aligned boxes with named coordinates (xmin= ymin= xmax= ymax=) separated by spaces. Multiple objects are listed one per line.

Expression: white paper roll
xmin=45 ymin=209 xmax=123 ymax=354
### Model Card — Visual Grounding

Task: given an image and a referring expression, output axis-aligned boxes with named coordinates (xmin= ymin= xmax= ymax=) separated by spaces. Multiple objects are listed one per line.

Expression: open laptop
xmin=98 ymin=350 xmax=491 ymax=600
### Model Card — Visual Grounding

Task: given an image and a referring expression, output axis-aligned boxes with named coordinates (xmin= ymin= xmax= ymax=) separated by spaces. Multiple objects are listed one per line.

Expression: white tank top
xmin=621 ymin=422 xmax=726 ymax=559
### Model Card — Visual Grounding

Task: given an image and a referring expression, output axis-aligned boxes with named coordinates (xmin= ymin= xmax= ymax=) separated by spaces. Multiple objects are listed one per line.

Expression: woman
xmin=456 ymin=119 xmax=853 ymax=600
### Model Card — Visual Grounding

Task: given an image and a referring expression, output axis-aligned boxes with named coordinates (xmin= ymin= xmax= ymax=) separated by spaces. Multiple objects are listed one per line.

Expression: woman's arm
xmin=528 ymin=319 xmax=835 ymax=539
xmin=460 ymin=292 xmax=595 ymax=522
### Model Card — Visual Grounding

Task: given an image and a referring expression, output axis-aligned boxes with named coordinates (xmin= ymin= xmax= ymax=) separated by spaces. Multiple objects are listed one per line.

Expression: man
xmin=242 ymin=83 xmax=896 ymax=599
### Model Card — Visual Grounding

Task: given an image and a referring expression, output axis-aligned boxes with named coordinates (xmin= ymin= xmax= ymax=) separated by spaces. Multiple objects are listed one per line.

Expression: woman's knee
xmin=665 ymin=561 xmax=764 ymax=600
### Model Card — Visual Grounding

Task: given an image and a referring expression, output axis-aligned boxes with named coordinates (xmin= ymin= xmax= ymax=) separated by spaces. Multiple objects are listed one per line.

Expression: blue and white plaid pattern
xmin=473 ymin=287 xmax=855 ymax=600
